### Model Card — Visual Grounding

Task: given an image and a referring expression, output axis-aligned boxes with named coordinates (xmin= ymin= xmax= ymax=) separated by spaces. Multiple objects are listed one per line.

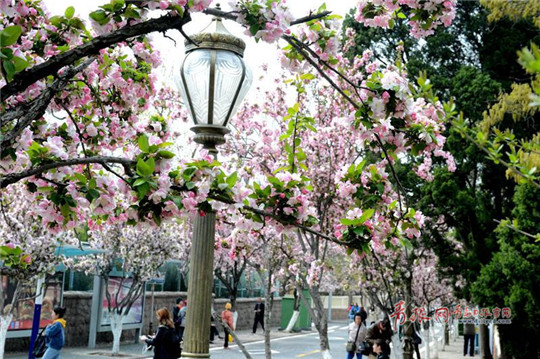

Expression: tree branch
xmin=283 ymin=35 xmax=360 ymax=110
xmin=1 ymin=58 xmax=96 ymax=155
xmin=0 ymin=156 xmax=135 ymax=188
xmin=202 ymin=8 xmax=331 ymax=26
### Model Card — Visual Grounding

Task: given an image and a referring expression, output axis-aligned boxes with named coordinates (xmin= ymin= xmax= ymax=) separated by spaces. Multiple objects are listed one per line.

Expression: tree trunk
xmin=264 ymin=268 xmax=273 ymax=359
xmin=444 ymin=323 xmax=449 ymax=346
xmin=285 ymin=290 xmax=301 ymax=332
xmin=298 ymin=287 xmax=332 ymax=358
xmin=110 ymin=312 xmax=124 ymax=355
xmin=424 ymin=323 xmax=431 ymax=359
xmin=431 ymin=321 xmax=439 ymax=359
xmin=479 ymin=324 xmax=492 ymax=359
xmin=0 ymin=315 xmax=13 ymax=359
xmin=285 ymin=311 xmax=300 ymax=332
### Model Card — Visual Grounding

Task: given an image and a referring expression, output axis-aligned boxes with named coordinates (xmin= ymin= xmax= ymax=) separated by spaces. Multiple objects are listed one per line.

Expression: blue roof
xmin=54 ymin=244 xmax=107 ymax=258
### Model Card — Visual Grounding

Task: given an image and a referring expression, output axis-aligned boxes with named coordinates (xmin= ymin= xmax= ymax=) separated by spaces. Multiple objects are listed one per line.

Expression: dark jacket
xmin=146 ymin=325 xmax=176 ymax=359
xmin=366 ymin=322 xmax=393 ymax=343
xmin=463 ymin=323 xmax=476 ymax=336
xmin=44 ymin=320 xmax=65 ymax=350
xmin=376 ymin=352 xmax=390 ymax=359
xmin=254 ymin=302 xmax=265 ymax=319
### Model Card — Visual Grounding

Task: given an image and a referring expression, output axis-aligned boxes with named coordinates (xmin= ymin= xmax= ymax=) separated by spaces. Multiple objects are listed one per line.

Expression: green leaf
xmin=226 ymin=172 xmax=237 ymax=189
xmin=133 ymin=178 xmax=147 ymax=187
xmin=65 ymin=6 xmax=75 ymax=19
xmin=358 ymin=208 xmax=375 ymax=224
xmin=137 ymin=182 xmax=150 ymax=198
xmin=49 ymin=16 xmax=64 ymax=27
xmin=138 ymin=134 xmax=149 ymax=152
xmin=136 ymin=158 xmax=152 ymax=177
xmin=124 ymin=8 xmax=140 ymax=19
xmin=3 ymin=60 xmax=15 ymax=81
xmin=0 ymin=26 xmax=22 ymax=47
xmin=340 ymin=218 xmax=361 ymax=226
xmin=89 ymin=10 xmax=109 ymax=25
xmin=157 ymin=150 xmax=175 ymax=159
xmin=145 ymin=157 xmax=155 ymax=173
xmin=12 ymin=56 xmax=28 ymax=72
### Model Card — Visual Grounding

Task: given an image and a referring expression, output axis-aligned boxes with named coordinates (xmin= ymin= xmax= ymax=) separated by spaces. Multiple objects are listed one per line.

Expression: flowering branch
xmin=1 ymin=58 xmax=95 ymax=153
xmin=0 ymin=13 xmax=191 ymax=101
xmin=0 ymin=156 xmax=135 ymax=188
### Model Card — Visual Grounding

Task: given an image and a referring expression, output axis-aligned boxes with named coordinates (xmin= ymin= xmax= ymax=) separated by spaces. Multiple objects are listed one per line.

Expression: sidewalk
xmin=435 ymin=337 xmax=467 ymax=359
xmin=5 ymin=326 xmax=302 ymax=359
xmin=6 ymin=327 xmax=469 ymax=359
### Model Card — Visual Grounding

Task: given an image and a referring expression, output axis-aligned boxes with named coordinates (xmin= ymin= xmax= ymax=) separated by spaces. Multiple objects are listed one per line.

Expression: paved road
xmin=209 ymin=323 xmax=349 ymax=358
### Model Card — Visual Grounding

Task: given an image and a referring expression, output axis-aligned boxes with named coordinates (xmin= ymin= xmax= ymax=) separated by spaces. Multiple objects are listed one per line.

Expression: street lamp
xmin=177 ymin=13 xmax=251 ymax=359
xmin=178 ymin=14 xmax=252 ymax=154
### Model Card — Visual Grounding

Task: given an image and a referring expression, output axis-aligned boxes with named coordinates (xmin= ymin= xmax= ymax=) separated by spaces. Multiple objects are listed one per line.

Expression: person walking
xmin=210 ymin=308 xmax=222 ymax=343
xmin=42 ymin=307 xmax=66 ymax=359
xmin=463 ymin=322 xmax=476 ymax=357
xmin=172 ymin=298 xmax=186 ymax=341
xmin=252 ymin=297 xmax=265 ymax=334
xmin=347 ymin=312 xmax=368 ymax=359
xmin=221 ymin=302 xmax=234 ymax=349
xmin=348 ymin=303 xmax=359 ymax=323
xmin=141 ymin=308 xmax=177 ymax=359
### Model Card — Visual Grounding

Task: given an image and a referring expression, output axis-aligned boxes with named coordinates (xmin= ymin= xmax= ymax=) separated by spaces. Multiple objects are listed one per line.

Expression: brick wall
xmin=5 ymin=291 xmax=281 ymax=352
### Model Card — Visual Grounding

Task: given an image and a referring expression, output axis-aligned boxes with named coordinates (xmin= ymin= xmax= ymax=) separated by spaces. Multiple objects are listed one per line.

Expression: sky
xmin=44 ymin=0 xmax=358 ymax=96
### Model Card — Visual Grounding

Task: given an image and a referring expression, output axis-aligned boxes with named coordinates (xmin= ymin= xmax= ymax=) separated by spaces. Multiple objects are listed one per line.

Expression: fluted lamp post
xmin=177 ymin=13 xmax=252 ymax=359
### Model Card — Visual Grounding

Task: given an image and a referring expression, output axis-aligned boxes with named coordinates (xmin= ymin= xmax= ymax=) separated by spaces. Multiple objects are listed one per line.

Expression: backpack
xmin=170 ymin=329 xmax=182 ymax=358
xmin=175 ymin=307 xmax=187 ymax=327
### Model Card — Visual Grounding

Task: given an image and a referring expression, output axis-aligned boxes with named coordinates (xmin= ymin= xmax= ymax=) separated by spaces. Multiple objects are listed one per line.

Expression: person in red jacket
xmin=221 ymin=303 xmax=234 ymax=349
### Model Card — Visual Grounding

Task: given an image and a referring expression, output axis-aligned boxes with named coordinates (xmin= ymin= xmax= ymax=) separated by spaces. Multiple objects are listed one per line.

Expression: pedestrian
xmin=348 ymin=303 xmax=359 ymax=323
xmin=359 ymin=306 xmax=368 ymax=326
xmin=221 ymin=302 xmax=234 ymax=349
xmin=372 ymin=339 xmax=390 ymax=359
xmin=412 ymin=322 xmax=422 ymax=359
xmin=252 ymin=297 xmax=265 ymax=334
xmin=172 ymin=298 xmax=186 ymax=341
xmin=140 ymin=308 xmax=178 ymax=359
xmin=42 ymin=306 xmax=66 ymax=359
xmin=210 ymin=308 xmax=222 ymax=343
xmin=347 ymin=312 xmax=368 ymax=359
xmin=366 ymin=318 xmax=393 ymax=358
xmin=463 ymin=321 xmax=476 ymax=357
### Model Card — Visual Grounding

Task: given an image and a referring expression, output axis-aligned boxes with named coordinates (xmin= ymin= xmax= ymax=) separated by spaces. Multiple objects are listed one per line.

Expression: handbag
xmin=32 ymin=327 xmax=47 ymax=358
xmin=346 ymin=324 xmax=361 ymax=353
xmin=359 ymin=340 xmax=372 ymax=355
xmin=228 ymin=334 xmax=234 ymax=342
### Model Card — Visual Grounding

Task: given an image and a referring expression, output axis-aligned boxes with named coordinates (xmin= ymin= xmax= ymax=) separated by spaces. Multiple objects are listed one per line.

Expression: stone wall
xmin=5 ymin=291 xmax=281 ymax=352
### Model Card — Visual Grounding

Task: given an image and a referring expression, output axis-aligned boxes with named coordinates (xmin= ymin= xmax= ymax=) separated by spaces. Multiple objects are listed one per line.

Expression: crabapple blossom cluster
xmin=280 ymin=8 xmax=341 ymax=72
xmin=231 ymin=0 xmax=294 ymax=43
xmin=355 ymin=0 xmax=456 ymax=38
xmin=0 ymin=184 xmax=77 ymax=278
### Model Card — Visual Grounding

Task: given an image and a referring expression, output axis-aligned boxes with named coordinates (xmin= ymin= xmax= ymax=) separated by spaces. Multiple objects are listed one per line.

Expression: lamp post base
xmin=181 ymin=352 xmax=210 ymax=358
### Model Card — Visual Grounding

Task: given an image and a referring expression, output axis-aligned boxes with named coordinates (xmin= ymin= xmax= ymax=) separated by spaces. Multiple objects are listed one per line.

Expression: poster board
xmin=1 ymin=272 xmax=63 ymax=332
xmin=98 ymin=276 xmax=144 ymax=328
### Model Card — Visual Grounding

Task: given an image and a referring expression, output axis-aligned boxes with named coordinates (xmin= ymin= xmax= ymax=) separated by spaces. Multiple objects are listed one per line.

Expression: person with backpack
xmin=42 ymin=307 xmax=66 ymax=359
xmin=141 ymin=308 xmax=179 ymax=359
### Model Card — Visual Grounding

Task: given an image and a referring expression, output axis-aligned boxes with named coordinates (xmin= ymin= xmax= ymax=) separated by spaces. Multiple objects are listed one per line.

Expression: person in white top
xmin=347 ymin=312 xmax=368 ymax=359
